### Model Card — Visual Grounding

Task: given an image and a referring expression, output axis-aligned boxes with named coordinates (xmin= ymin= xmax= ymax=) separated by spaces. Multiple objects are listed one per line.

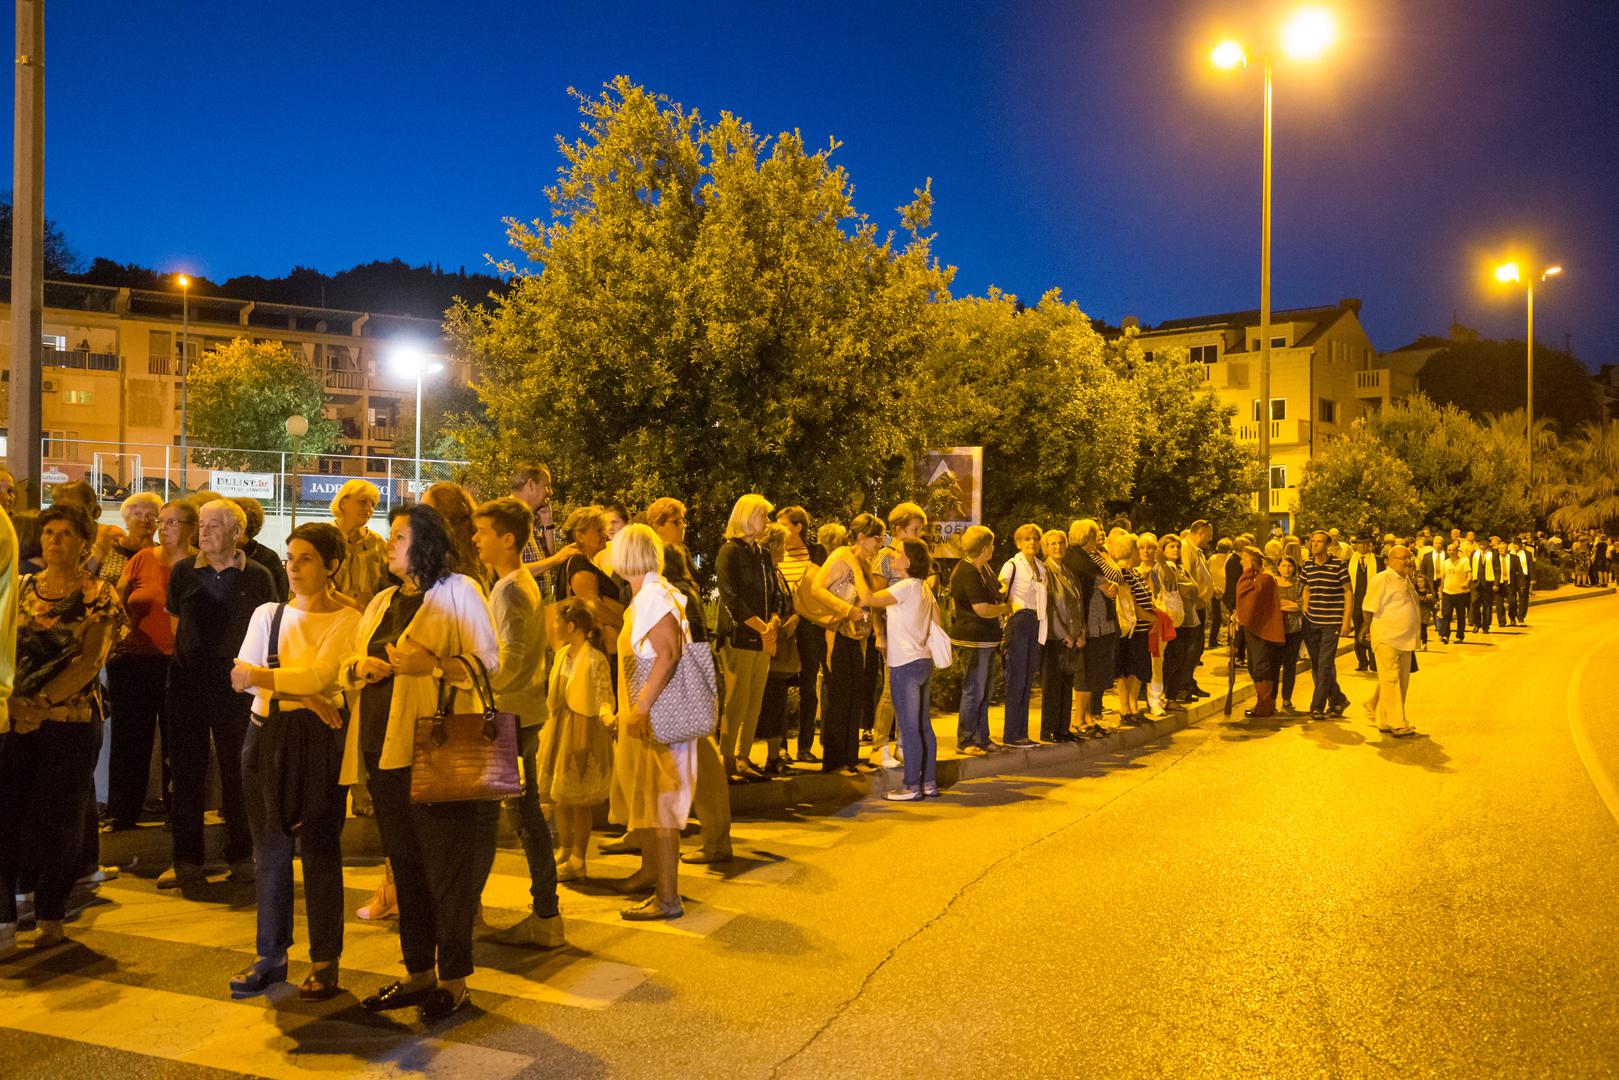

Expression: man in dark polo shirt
xmin=1299 ymin=530 xmax=1353 ymax=720
xmin=159 ymin=499 xmax=277 ymax=888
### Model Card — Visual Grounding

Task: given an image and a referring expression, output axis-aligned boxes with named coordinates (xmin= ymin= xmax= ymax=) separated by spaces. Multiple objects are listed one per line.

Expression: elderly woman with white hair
xmin=330 ymin=478 xmax=387 ymax=611
xmin=610 ymin=523 xmax=701 ymax=921
xmin=1111 ymin=533 xmax=1154 ymax=723
xmin=94 ymin=491 xmax=161 ymax=585
xmin=1064 ymin=519 xmax=1128 ymax=735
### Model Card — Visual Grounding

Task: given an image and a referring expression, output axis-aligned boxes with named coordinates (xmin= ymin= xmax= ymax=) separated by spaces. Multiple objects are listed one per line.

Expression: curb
xmin=101 ymin=585 xmax=1613 ymax=869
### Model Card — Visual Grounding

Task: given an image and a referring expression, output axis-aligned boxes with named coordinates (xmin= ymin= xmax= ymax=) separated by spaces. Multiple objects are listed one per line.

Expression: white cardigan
xmin=338 ymin=573 xmax=500 ymax=783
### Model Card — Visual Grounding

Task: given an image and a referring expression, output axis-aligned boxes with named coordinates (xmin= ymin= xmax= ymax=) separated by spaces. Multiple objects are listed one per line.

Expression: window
xmin=64 ymin=389 xmax=94 ymax=405
xmin=42 ymin=334 xmax=66 ymax=352
xmin=1269 ymin=465 xmax=1288 ymax=490
xmin=1251 ymin=398 xmax=1287 ymax=422
xmin=1319 ymin=398 xmax=1337 ymax=424
xmin=1142 ymin=351 xmax=1155 ymax=363
xmin=1271 ymin=336 xmax=1287 ymax=348
xmin=1189 ymin=344 xmax=1218 ymax=364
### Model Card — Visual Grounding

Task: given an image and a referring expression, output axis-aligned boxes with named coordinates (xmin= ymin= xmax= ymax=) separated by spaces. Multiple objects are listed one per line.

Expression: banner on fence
xmin=209 ymin=470 xmax=278 ymax=500
xmin=918 ymin=446 xmax=982 ymax=543
xmin=299 ymin=474 xmax=350 ymax=503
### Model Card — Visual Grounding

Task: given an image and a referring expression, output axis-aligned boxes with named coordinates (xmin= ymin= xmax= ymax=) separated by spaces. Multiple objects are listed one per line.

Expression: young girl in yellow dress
xmin=538 ymin=598 xmax=616 ymax=881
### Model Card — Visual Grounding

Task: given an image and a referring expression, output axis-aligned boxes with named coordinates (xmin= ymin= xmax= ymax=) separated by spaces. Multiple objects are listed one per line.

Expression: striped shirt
xmin=1298 ymin=556 xmax=1350 ymax=626
xmin=778 ymin=546 xmax=814 ymax=595
xmin=1126 ymin=569 xmax=1153 ymax=634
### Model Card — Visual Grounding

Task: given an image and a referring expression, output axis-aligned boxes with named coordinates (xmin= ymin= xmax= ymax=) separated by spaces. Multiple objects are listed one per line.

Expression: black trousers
xmin=1515 ymin=580 xmax=1531 ymax=622
xmin=795 ymin=619 xmax=827 ymax=756
xmin=0 ymin=722 xmax=95 ymax=923
xmin=1439 ymin=593 xmax=1468 ymax=641
xmin=366 ymin=751 xmax=499 ymax=981
xmin=821 ymin=634 xmax=870 ymax=771
xmin=1040 ymin=640 xmax=1074 ymax=739
xmin=1495 ymin=582 xmax=1515 ymax=625
xmin=1184 ymin=612 xmax=1207 ymax=689
xmin=106 ymin=653 xmax=171 ymax=826
xmin=1472 ymin=582 xmax=1495 ymax=631
xmin=510 ymin=727 xmax=560 ymax=919
xmin=241 ymin=719 xmax=347 ymax=963
xmin=1351 ymin=608 xmax=1374 ymax=669
xmin=167 ymin=667 xmax=253 ymax=867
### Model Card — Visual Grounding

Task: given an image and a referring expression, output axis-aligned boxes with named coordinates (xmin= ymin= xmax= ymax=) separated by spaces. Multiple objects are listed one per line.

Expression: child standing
xmin=538 ymin=598 xmax=615 ymax=881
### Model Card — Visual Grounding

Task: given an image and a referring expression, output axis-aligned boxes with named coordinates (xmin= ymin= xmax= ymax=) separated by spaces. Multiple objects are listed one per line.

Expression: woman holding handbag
xmin=754 ymin=524 xmax=801 ymax=776
xmin=227 ymin=523 xmax=361 ymax=1000
xmin=810 ymin=514 xmax=887 ymax=773
xmin=611 ymin=524 xmax=706 ymax=921
xmin=339 ymin=503 xmax=501 ymax=1023
xmin=1065 ymin=519 xmax=1125 ymax=736
xmin=878 ymin=539 xmax=946 ymax=801
xmin=1040 ymin=529 xmax=1082 ymax=742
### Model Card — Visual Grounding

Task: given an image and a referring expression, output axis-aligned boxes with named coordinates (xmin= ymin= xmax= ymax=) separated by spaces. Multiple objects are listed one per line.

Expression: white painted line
xmin=79 ymin=884 xmax=648 ymax=1011
xmin=0 ymin=971 xmax=531 ymax=1079
xmin=1565 ymin=626 xmax=1619 ymax=829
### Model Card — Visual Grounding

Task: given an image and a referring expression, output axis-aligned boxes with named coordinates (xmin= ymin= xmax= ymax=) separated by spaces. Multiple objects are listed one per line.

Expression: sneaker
xmin=157 ymin=863 xmax=205 ymax=889
xmin=483 ymin=913 xmax=565 ymax=949
xmin=1390 ymin=727 xmax=1420 ymax=738
xmin=77 ymin=865 xmax=120 ymax=885
xmin=883 ymin=787 xmax=921 ymax=802
xmin=878 ymin=750 xmax=902 ymax=769
xmin=1308 ymin=710 xmax=1326 ymax=721
xmin=921 ymin=784 xmax=940 ymax=797
xmin=795 ymin=750 xmax=821 ymax=764
xmin=1003 ymin=738 xmax=1036 ymax=749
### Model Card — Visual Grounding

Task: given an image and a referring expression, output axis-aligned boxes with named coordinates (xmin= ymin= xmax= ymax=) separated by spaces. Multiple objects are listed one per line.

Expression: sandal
xmin=620 ymin=896 xmax=684 ymax=921
xmin=300 ymin=962 xmax=342 ymax=1001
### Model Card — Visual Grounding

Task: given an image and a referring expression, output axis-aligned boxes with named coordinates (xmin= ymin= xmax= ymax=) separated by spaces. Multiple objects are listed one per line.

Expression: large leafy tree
xmin=918 ymin=290 xmax=1136 ymax=541
xmin=1418 ymin=339 xmax=1602 ymax=433
xmin=1295 ymin=421 xmax=1424 ymax=538
xmin=451 ymin=78 xmax=952 ymax=557
xmin=1368 ymin=394 xmax=1531 ymax=534
xmin=1547 ymin=421 xmax=1619 ymax=532
xmin=1109 ymin=332 xmax=1261 ymax=535
xmin=0 ymin=190 xmax=82 ymax=275
xmin=185 ymin=338 xmax=342 ymax=469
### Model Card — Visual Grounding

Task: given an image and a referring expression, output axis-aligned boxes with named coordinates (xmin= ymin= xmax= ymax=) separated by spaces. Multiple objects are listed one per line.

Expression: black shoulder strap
xmin=267 ymin=603 xmax=287 ymax=669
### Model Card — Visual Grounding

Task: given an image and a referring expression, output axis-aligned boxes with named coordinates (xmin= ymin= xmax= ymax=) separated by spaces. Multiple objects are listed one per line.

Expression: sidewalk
xmin=99 ymin=584 xmax=1614 ymax=870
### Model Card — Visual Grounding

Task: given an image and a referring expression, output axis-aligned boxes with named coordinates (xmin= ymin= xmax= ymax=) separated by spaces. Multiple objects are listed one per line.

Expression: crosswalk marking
xmin=78 ymin=883 xmax=649 ymax=1011
xmin=729 ymin=821 xmax=849 ymax=851
xmin=0 ymin=971 xmax=531 ymax=1079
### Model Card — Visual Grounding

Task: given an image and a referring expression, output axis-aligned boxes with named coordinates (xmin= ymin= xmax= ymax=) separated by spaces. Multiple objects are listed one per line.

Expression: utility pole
xmin=9 ymin=0 xmax=45 ymax=508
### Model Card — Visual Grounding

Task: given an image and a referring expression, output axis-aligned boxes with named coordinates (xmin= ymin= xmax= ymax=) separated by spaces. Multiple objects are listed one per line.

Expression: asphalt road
xmin=4 ymin=592 xmax=1618 ymax=1078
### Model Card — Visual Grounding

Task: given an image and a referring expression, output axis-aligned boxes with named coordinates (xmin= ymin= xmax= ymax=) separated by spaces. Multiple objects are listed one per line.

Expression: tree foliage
xmin=1296 ymin=422 xmax=1424 ymax=538
xmin=1367 ymin=394 xmax=1530 ymax=534
xmin=1546 ymin=421 xmax=1619 ymax=533
xmin=451 ymin=77 xmax=952 ymax=556
xmin=0 ymin=189 xmax=83 ymax=275
xmin=394 ymin=380 xmax=487 ymax=463
xmin=1419 ymin=339 xmax=1602 ymax=433
xmin=184 ymin=338 xmax=342 ymax=468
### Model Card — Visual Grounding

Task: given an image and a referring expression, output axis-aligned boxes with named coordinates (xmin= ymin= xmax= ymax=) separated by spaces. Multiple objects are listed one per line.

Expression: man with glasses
xmin=1363 ymin=545 xmax=1422 ymax=738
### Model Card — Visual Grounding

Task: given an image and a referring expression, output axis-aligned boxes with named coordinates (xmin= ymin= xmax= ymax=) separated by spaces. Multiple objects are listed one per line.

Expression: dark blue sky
xmin=15 ymin=1 xmax=1618 ymax=361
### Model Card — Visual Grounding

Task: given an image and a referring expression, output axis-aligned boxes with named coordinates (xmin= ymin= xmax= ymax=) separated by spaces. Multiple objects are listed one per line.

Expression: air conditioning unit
xmin=42 ymin=378 xmax=59 ymax=393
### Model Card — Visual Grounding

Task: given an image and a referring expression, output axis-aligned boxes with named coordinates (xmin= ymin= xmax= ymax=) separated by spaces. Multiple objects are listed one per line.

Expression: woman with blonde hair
xmin=330 ymin=478 xmax=386 ymax=610
xmin=950 ymin=525 xmax=1011 ymax=755
xmin=1152 ymin=533 xmax=1201 ymax=709
xmin=1040 ymin=529 xmax=1082 ymax=742
xmin=557 ymin=505 xmax=626 ymax=666
xmin=1064 ymin=519 xmax=1126 ymax=735
xmin=1112 ymin=533 xmax=1154 ymax=723
xmin=611 ymin=523 xmax=700 ymax=920
xmin=715 ymin=494 xmax=778 ymax=782
xmin=422 ymin=482 xmax=488 ymax=590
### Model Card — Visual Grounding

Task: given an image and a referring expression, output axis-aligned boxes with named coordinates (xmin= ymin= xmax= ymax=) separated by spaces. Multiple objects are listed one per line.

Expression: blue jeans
xmin=955 ymin=646 xmax=995 ymax=749
xmin=1304 ymin=622 xmax=1348 ymax=714
xmin=889 ymin=658 xmax=937 ymax=791
xmin=512 ymin=726 xmax=560 ymax=919
xmin=1001 ymin=611 xmax=1041 ymax=743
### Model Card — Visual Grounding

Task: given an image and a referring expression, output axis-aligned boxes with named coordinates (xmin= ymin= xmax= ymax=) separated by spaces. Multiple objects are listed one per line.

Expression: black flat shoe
xmin=229 ymin=956 xmax=288 ymax=998
xmin=417 ymin=987 xmax=471 ymax=1022
xmin=300 ymin=963 xmax=342 ymax=1001
xmin=362 ymin=979 xmax=439 ymax=1012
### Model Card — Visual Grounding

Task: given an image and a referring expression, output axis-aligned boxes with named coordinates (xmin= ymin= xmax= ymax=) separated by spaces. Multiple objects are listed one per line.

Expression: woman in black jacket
xmin=715 ymin=494 xmax=778 ymax=782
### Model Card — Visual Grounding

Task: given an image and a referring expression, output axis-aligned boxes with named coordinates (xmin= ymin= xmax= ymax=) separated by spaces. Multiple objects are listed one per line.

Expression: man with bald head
xmin=1363 ymin=544 xmax=1422 ymax=738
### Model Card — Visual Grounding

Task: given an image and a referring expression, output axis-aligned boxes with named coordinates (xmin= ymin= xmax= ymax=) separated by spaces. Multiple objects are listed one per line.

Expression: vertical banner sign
xmin=918 ymin=446 xmax=983 ymax=544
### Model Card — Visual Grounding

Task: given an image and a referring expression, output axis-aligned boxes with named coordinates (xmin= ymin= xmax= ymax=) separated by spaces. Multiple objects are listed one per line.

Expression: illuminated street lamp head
xmin=1282 ymin=7 xmax=1336 ymax=60
xmin=176 ymin=274 xmax=190 ymax=289
xmin=1494 ymin=262 xmax=1521 ymax=284
xmin=390 ymin=346 xmax=444 ymax=379
xmin=1542 ymin=265 xmax=1563 ymax=280
xmin=1212 ymin=39 xmax=1247 ymax=69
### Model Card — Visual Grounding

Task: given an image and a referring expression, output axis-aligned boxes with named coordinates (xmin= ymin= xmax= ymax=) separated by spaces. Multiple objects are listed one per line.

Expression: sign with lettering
xmin=918 ymin=446 xmax=983 ymax=543
xmin=209 ymin=470 xmax=277 ymax=500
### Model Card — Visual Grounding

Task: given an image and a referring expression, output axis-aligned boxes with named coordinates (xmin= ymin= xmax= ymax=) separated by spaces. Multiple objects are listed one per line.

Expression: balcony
xmin=1353 ymin=367 xmax=1417 ymax=399
xmin=323 ymin=368 xmax=366 ymax=392
xmin=1198 ymin=359 xmax=1251 ymax=389
xmin=1249 ymin=487 xmax=1301 ymax=513
xmin=1235 ymin=418 xmax=1312 ymax=446
xmin=147 ymin=354 xmax=188 ymax=376
xmin=43 ymin=348 xmax=119 ymax=372
xmin=367 ymin=425 xmax=398 ymax=443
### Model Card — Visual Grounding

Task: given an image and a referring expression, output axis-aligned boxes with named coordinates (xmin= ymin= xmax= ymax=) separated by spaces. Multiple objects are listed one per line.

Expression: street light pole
xmin=1525 ymin=282 xmax=1534 ymax=488
xmin=414 ymin=365 xmax=424 ymax=491
xmin=1258 ymin=58 xmax=1274 ymax=532
xmin=285 ymin=414 xmax=308 ymax=531
xmin=178 ymin=275 xmax=190 ymax=493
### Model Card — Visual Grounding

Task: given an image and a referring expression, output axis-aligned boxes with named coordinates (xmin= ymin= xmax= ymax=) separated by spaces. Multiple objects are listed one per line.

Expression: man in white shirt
xmin=1509 ymin=539 xmax=1533 ymax=625
xmin=1436 ymin=541 xmax=1472 ymax=644
xmin=1471 ymin=536 xmax=1504 ymax=634
xmin=997 ymin=524 xmax=1048 ymax=747
xmin=1364 ymin=545 xmax=1422 ymax=737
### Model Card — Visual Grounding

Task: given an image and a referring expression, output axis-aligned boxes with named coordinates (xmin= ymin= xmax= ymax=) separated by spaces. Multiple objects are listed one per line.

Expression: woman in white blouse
xmin=877 ymin=538 xmax=946 ymax=802
xmin=610 ymin=524 xmax=700 ymax=921
xmin=227 ymin=523 xmax=361 ymax=1001
xmin=340 ymin=503 xmax=501 ymax=1023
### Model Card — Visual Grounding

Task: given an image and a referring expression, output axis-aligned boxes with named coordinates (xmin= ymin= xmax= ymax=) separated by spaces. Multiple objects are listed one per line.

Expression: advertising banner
xmin=918 ymin=446 xmax=983 ymax=544
xmin=209 ymin=470 xmax=277 ymax=500
xmin=299 ymin=474 xmax=350 ymax=503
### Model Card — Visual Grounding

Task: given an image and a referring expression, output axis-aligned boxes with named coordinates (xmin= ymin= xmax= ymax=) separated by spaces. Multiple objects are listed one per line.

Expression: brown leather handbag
xmin=409 ymin=655 xmax=521 ymax=804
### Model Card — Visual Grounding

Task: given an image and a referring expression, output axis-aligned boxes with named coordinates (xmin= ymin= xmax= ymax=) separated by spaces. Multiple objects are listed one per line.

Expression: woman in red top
xmin=104 ymin=499 xmax=197 ymax=830
xmin=1235 ymin=546 xmax=1286 ymax=720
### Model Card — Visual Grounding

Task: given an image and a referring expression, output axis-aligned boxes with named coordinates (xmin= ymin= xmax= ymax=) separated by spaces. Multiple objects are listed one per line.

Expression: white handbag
xmin=926 ymin=620 xmax=954 ymax=669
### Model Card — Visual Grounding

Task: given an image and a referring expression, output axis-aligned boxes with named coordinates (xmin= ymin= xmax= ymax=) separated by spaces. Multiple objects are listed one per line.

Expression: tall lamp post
xmin=391 ymin=347 xmax=443 ymax=495
xmin=1493 ymin=261 xmax=1562 ymax=488
xmin=1213 ymin=7 xmax=1336 ymax=531
xmin=285 ymin=413 xmax=308 ymax=531
xmin=177 ymin=274 xmax=191 ymax=494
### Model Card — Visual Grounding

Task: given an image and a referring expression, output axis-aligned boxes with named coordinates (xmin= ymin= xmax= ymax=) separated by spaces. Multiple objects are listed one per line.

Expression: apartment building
xmin=1129 ymin=298 xmax=1418 ymax=524
xmin=0 ymin=278 xmax=462 ymax=493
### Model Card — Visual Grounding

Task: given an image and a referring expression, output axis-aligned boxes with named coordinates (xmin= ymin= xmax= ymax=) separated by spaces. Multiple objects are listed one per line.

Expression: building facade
xmin=0 ymin=278 xmax=463 ymax=495
xmin=1130 ymin=298 xmax=1418 ymax=524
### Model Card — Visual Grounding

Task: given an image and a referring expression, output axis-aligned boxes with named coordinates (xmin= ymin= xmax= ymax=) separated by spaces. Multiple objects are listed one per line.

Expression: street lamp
xmin=285 ymin=413 xmax=308 ymax=531
xmin=1493 ymin=261 xmax=1563 ymax=487
xmin=177 ymin=274 xmax=191 ymax=494
xmin=1212 ymin=7 xmax=1337 ymax=530
xmin=390 ymin=346 xmax=443 ymax=494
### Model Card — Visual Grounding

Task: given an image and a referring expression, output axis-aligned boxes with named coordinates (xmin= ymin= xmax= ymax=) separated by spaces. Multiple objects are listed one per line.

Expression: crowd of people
xmin=0 ymin=457 xmax=1600 ymax=1022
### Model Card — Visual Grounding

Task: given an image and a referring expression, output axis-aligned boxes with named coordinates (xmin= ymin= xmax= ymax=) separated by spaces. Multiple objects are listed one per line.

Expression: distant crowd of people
xmin=0 ymin=456 xmax=1597 ymax=1022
